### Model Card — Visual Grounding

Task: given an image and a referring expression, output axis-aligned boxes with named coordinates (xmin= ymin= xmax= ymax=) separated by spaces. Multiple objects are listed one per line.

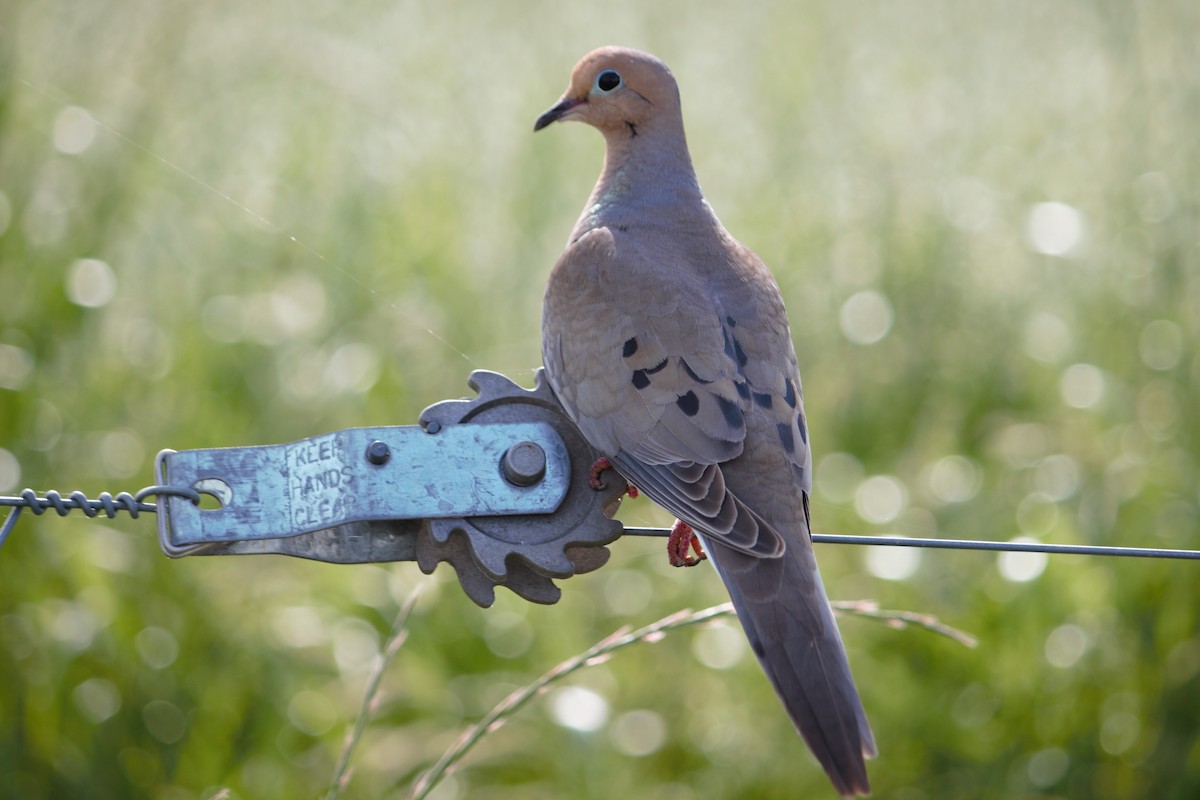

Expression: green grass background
xmin=1 ymin=1 xmax=1198 ymax=798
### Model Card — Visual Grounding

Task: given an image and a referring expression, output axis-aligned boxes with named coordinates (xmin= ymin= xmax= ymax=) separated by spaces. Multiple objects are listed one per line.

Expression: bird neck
xmin=573 ymin=118 xmax=707 ymax=236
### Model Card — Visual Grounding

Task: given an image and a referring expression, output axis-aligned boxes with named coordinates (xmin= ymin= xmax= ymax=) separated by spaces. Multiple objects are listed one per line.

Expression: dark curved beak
xmin=534 ymin=97 xmax=585 ymax=132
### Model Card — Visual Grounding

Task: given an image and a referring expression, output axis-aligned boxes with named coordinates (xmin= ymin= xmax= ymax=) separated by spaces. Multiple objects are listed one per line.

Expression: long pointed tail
xmin=707 ymin=536 xmax=876 ymax=797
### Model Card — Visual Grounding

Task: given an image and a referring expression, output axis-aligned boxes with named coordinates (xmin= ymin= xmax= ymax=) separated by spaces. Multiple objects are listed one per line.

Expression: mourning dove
xmin=535 ymin=47 xmax=876 ymax=796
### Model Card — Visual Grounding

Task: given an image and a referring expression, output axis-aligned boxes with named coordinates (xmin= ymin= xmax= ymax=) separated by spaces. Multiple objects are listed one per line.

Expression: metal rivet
xmin=501 ymin=440 xmax=546 ymax=487
xmin=366 ymin=440 xmax=391 ymax=465
xmin=425 ymin=421 xmax=442 ymax=435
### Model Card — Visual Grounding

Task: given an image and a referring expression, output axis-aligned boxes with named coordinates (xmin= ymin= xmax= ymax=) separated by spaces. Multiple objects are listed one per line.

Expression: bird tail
xmin=705 ymin=536 xmax=876 ymax=797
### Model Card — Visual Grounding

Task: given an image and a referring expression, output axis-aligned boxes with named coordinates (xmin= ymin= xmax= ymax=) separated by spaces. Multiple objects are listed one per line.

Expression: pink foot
xmin=667 ymin=519 xmax=707 ymax=567
xmin=589 ymin=457 xmax=639 ymax=498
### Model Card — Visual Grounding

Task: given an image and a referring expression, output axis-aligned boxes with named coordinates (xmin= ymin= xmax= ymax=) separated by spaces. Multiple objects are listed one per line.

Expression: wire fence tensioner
xmin=2 ymin=371 xmax=627 ymax=607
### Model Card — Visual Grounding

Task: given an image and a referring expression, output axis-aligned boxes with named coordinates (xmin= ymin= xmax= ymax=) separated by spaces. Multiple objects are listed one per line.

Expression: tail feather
xmin=706 ymin=536 xmax=875 ymax=797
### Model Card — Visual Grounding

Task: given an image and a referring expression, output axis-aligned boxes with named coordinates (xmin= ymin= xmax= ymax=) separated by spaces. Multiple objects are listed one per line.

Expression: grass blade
xmin=325 ymin=586 xmax=423 ymax=800
xmin=405 ymin=599 xmax=971 ymax=799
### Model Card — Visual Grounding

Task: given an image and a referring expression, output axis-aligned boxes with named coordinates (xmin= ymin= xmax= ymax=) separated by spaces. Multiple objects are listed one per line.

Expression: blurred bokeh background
xmin=2 ymin=1 xmax=1198 ymax=798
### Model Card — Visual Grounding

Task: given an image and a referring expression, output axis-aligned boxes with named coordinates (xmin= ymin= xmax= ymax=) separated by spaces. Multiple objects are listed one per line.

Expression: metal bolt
xmin=501 ymin=440 xmax=546 ymax=487
xmin=425 ymin=421 xmax=442 ymax=435
xmin=365 ymin=440 xmax=391 ymax=465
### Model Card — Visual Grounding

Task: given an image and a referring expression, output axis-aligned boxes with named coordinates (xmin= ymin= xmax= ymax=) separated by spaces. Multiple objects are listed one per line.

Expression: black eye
xmin=595 ymin=69 xmax=622 ymax=93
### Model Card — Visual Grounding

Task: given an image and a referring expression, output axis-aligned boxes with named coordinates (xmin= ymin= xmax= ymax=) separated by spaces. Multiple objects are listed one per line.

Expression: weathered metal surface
xmin=157 ymin=420 xmax=569 ymax=554
xmin=151 ymin=370 xmax=629 ymax=606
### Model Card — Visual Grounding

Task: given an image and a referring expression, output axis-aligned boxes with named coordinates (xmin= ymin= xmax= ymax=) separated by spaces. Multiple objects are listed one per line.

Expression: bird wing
xmin=542 ymin=225 xmax=811 ymax=559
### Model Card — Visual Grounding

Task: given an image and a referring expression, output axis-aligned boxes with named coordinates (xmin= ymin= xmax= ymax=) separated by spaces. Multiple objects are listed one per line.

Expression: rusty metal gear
xmin=414 ymin=369 xmax=627 ymax=607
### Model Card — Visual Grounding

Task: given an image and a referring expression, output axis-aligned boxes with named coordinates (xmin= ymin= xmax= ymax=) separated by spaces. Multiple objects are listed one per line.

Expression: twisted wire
xmin=0 ymin=485 xmax=200 ymax=549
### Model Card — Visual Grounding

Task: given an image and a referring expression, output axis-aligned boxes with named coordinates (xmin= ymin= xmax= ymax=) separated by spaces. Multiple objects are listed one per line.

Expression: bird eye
xmin=594 ymin=69 xmax=622 ymax=93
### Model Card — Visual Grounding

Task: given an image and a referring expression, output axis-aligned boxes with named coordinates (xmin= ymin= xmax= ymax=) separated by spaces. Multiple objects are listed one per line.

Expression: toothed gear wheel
xmin=415 ymin=370 xmax=627 ymax=607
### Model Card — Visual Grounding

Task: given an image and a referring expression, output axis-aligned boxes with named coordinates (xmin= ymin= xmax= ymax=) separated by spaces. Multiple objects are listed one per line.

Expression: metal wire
xmin=0 ymin=485 xmax=201 ymax=550
xmin=621 ymin=527 xmax=1200 ymax=560
xmin=3 ymin=487 xmax=1199 ymax=561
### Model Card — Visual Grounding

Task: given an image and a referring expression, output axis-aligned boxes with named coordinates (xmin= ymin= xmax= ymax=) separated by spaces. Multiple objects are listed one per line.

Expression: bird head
xmin=534 ymin=46 xmax=682 ymax=139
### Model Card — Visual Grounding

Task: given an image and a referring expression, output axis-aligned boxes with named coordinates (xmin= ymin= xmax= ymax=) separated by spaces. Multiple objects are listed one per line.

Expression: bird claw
xmin=588 ymin=457 xmax=638 ymax=498
xmin=588 ymin=457 xmax=612 ymax=490
xmin=667 ymin=519 xmax=706 ymax=567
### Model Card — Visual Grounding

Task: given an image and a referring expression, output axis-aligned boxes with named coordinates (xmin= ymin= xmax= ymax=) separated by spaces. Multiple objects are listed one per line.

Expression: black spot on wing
xmin=645 ymin=358 xmax=668 ymax=375
xmin=726 ymin=315 xmax=737 ymax=328
xmin=783 ymin=378 xmax=798 ymax=409
xmin=623 ymin=338 xmax=638 ymax=358
xmin=734 ymin=380 xmax=750 ymax=401
xmin=777 ymin=422 xmax=795 ymax=455
xmin=722 ymin=327 xmax=737 ymax=361
xmin=733 ymin=338 xmax=749 ymax=368
xmin=752 ymin=391 xmax=773 ymax=409
xmin=682 ymin=359 xmax=712 ymax=385
xmin=632 ymin=357 xmax=669 ymax=391
xmin=676 ymin=390 xmax=700 ymax=417
xmin=798 ymin=414 xmax=808 ymax=444
xmin=718 ymin=396 xmax=743 ymax=430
